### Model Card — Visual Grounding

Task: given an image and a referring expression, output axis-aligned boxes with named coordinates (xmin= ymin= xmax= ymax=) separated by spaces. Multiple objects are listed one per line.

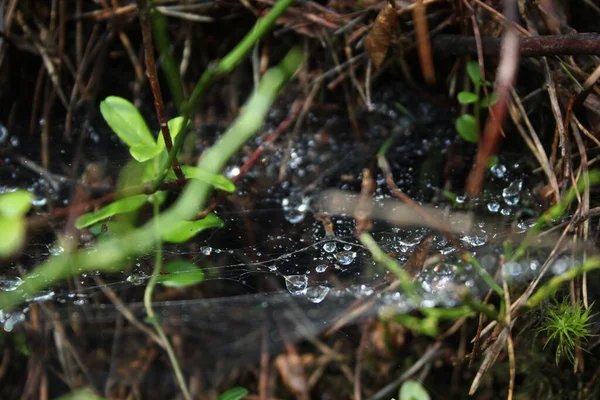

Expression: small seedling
xmin=455 ymin=61 xmax=498 ymax=143
xmin=539 ymin=299 xmax=595 ymax=365
xmin=75 ymin=96 xmax=233 ymax=243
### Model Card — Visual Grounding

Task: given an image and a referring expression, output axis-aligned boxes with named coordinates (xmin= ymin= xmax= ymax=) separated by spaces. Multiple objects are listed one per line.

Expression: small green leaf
xmin=54 ymin=388 xmax=106 ymax=400
xmin=216 ymin=387 xmax=249 ymax=400
xmin=158 ymin=261 xmax=204 ymax=288
xmin=75 ymin=194 xmax=149 ymax=229
xmin=130 ymin=144 xmax=162 ymax=163
xmin=88 ymin=221 xmax=133 ymax=239
xmin=399 ymin=380 xmax=431 ymax=400
xmin=161 ymin=214 xmax=224 ymax=243
xmin=100 ymin=96 xmax=156 ymax=162
xmin=0 ymin=190 xmax=33 ymax=218
xmin=480 ymin=92 xmax=499 ymax=108
xmin=455 ymin=114 xmax=477 ymax=143
xmin=488 ymin=155 xmax=499 ymax=168
xmin=156 ymin=116 xmax=187 ymax=151
xmin=167 ymin=166 xmax=236 ymax=193
xmin=0 ymin=217 xmax=26 ymax=257
xmin=457 ymin=91 xmax=478 ymax=104
xmin=466 ymin=61 xmax=482 ymax=85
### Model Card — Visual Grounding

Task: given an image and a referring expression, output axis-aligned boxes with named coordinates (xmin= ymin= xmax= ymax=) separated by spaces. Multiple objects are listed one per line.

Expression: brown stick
xmin=465 ymin=0 xmax=520 ymax=197
xmin=431 ymin=33 xmax=600 ymax=57
xmin=137 ymin=0 xmax=185 ymax=180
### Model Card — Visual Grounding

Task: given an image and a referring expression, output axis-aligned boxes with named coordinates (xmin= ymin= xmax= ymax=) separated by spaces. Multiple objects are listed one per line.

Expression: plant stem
xmin=144 ymin=200 xmax=191 ymax=400
xmin=525 ymin=256 xmax=600 ymax=309
xmin=151 ymin=0 xmax=294 ymax=191
xmin=137 ymin=0 xmax=185 ymax=180
xmin=359 ymin=232 xmax=419 ymax=302
xmin=0 ymin=48 xmax=304 ymax=311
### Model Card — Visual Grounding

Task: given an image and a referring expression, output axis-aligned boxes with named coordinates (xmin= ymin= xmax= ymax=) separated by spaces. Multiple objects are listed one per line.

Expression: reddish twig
xmin=27 ymin=179 xmax=190 ymax=230
xmin=465 ymin=1 xmax=520 ymax=197
xmin=195 ymin=99 xmax=303 ymax=220
xmin=137 ymin=0 xmax=185 ymax=180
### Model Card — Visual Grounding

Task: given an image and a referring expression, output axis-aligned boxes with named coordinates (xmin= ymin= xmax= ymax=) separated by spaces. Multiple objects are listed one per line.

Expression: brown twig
xmin=413 ymin=0 xmax=435 ymax=84
xmin=431 ymin=33 xmax=600 ymax=57
xmin=465 ymin=0 xmax=519 ymax=197
xmin=137 ymin=0 xmax=185 ymax=180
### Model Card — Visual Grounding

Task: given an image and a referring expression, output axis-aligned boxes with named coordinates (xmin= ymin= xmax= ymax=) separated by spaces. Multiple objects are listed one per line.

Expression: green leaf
xmin=54 ymin=388 xmax=106 ymax=400
xmin=167 ymin=166 xmax=236 ymax=193
xmin=216 ymin=387 xmax=249 ymax=400
xmin=88 ymin=221 xmax=133 ymax=239
xmin=100 ymin=96 xmax=157 ymax=162
xmin=157 ymin=261 xmax=204 ymax=288
xmin=129 ymin=144 xmax=161 ymax=163
xmin=488 ymin=155 xmax=499 ymax=168
xmin=457 ymin=91 xmax=478 ymax=105
xmin=0 ymin=190 xmax=33 ymax=218
xmin=455 ymin=114 xmax=477 ymax=143
xmin=480 ymin=92 xmax=499 ymax=108
xmin=156 ymin=116 xmax=187 ymax=151
xmin=0 ymin=217 xmax=26 ymax=257
xmin=161 ymin=214 xmax=224 ymax=243
xmin=466 ymin=61 xmax=482 ymax=86
xmin=399 ymin=380 xmax=431 ymax=400
xmin=75 ymin=195 xmax=149 ymax=229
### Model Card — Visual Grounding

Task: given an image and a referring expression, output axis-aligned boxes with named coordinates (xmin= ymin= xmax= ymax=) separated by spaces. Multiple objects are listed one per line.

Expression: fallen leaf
xmin=365 ymin=1 xmax=398 ymax=69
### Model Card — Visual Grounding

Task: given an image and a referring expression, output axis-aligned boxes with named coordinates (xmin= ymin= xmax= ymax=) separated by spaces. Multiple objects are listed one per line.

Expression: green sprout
xmin=0 ymin=190 xmax=34 ymax=257
xmin=539 ymin=299 xmax=595 ymax=366
xmin=455 ymin=61 xmax=497 ymax=143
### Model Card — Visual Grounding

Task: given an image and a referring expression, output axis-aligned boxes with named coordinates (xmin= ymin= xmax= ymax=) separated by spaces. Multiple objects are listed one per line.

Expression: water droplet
xmin=282 ymin=194 xmax=311 ymax=224
xmin=490 ymin=164 xmax=507 ymax=178
xmin=334 ymin=251 xmax=357 ymax=266
xmin=501 ymin=208 xmax=511 ymax=216
xmin=126 ymin=273 xmax=147 ymax=286
xmin=285 ymin=275 xmax=308 ymax=295
xmin=455 ymin=195 xmax=466 ymax=204
xmin=200 ymin=246 xmax=212 ymax=256
xmin=0 ymin=276 xmax=23 ymax=292
xmin=343 ymin=244 xmax=352 ymax=251
xmin=487 ymin=202 xmax=500 ymax=213
xmin=48 ymin=243 xmax=65 ymax=256
xmin=323 ymin=242 xmax=337 ymax=253
xmin=306 ymin=285 xmax=330 ymax=303
xmin=461 ymin=234 xmax=487 ymax=247
xmin=315 ymin=264 xmax=328 ymax=273
xmin=502 ymin=180 xmax=522 ymax=206
xmin=503 ymin=262 xmax=522 ymax=277
xmin=0 ymin=124 xmax=8 ymax=144
xmin=225 ymin=166 xmax=240 ymax=179
xmin=2 ymin=311 xmax=25 ymax=332
xmin=551 ymin=257 xmax=569 ymax=275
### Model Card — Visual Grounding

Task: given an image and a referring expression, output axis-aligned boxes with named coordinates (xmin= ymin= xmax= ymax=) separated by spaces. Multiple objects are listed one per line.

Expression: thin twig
xmin=137 ymin=0 xmax=185 ymax=180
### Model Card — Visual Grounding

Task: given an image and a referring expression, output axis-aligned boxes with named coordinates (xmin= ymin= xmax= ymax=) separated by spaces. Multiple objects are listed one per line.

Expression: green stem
xmin=359 ymin=232 xmax=419 ymax=302
xmin=151 ymin=7 xmax=185 ymax=113
xmin=511 ymin=170 xmax=600 ymax=262
xmin=525 ymin=256 xmax=600 ymax=309
xmin=151 ymin=0 xmax=294 ymax=191
xmin=0 ymin=48 xmax=304 ymax=311
xmin=463 ymin=252 xmax=503 ymax=295
xmin=145 ymin=200 xmax=191 ymax=400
